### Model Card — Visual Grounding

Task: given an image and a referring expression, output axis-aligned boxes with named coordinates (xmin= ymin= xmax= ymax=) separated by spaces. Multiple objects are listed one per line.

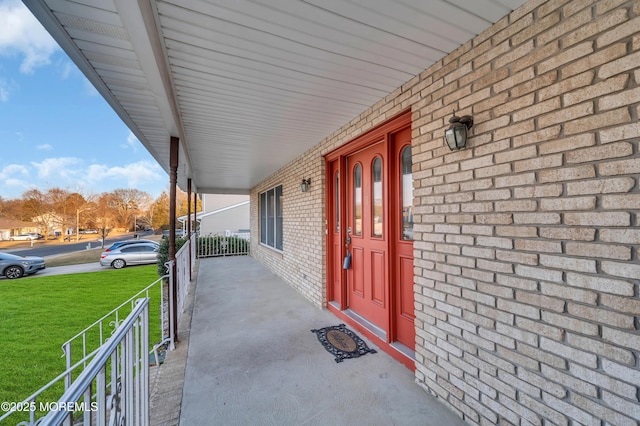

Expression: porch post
xmin=169 ymin=136 xmax=179 ymax=343
xmin=187 ymin=178 xmax=192 ymax=281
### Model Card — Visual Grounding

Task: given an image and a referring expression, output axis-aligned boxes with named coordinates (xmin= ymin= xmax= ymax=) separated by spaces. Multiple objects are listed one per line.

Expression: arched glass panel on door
xmin=401 ymin=146 xmax=413 ymax=240
xmin=354 ymin=164 xmax=362 ymax=236
xmin=372 ymin=157 xmax=383 ymax=237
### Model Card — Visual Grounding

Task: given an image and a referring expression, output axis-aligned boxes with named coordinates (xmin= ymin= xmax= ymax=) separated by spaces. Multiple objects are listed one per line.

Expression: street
xmin=3 ymin=231 xmax=154 ymax=258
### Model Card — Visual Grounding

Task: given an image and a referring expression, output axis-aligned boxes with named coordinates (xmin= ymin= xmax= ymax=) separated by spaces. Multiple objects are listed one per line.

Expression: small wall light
xmin=444 ymin=111 xmax=473 ymax=151
xmin=300 ymin=178 xmax=311 ymax=193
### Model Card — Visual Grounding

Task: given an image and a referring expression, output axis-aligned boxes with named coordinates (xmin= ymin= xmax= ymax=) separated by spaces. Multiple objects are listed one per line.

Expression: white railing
xmin=0 ymin=299 xmax=150 ymax=426
xmin=0 ymin=350 xmax=100 ymax=425
xmin=61 ymin=276 xmax=169 ymax=389
xmin=43 ymin=298 xmax=150 ymax=425
xmin=197 ymin=231 xmax=250 ymax=258
xmin=166 ymin=233 xmax=196 ymax=350
xmin=175 ymin=241 xmax=190 ymax=329
xmin=190 ymin=231 xmax=197 ymax=276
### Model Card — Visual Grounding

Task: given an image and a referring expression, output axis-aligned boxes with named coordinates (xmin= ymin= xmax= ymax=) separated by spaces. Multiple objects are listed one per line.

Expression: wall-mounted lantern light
xmin=300 ymin=178 xmax=311 ymax=193
xmin=444 ymin=111 xmax=473 ymax=151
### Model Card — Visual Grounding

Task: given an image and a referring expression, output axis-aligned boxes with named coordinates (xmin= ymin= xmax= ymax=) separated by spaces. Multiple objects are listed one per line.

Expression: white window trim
xmin=259 ymin=184 xmax=283 ymax=251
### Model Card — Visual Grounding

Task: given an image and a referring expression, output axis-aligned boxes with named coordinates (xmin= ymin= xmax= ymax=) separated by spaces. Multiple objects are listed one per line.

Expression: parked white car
xmin=9 ymin=233 xmax=42 ymax=241
xmin=99 ymin=243 xmax=159 ymax=269
xmin=79 ymin=229 xmax=99 ymax=234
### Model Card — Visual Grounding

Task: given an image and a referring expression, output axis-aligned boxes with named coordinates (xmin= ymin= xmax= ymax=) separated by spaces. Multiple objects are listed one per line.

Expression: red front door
xmin=325 ymin=111 xmax=414 ymax=367
xmin=346 ymin=141 xmax=389 ymax=331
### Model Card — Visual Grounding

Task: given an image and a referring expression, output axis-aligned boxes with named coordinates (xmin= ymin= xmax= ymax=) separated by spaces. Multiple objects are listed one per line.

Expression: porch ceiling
xmin=24 ymin=0 xmax=526 ymax=194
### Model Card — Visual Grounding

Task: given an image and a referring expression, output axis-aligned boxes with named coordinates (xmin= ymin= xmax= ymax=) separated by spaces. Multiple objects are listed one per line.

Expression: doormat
xmin=311 ymin=323 xmax=377 ymax=363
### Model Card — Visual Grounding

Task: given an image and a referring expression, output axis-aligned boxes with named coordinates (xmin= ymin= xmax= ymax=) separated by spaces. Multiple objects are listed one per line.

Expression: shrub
xmin=156 ymin=236 xmax=188 ymax=276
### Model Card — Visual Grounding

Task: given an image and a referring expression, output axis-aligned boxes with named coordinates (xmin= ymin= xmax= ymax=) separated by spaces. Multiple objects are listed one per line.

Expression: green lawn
xmin=0 ymin=266 xmax=163 ymax=421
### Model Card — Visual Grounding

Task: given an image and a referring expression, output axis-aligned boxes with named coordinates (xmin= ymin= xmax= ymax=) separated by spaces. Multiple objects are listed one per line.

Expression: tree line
xmin=0 ymin=187 xmax=200 ymax=238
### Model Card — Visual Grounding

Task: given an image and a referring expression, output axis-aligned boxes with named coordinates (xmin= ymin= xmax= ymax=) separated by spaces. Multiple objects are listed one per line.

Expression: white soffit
xmin=24 ymin=0 xmax=527 ymax=194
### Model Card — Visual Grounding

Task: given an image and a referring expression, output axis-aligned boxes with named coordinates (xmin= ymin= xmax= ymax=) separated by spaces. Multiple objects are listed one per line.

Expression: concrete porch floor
xmin=157 ymin=256 xmax=466 ymax=425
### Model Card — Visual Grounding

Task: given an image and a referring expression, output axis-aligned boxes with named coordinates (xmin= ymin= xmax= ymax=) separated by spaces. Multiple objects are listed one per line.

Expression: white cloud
xmin=0 ymin=164 xmax=31 ymax=195
xmin=3 ymin=177 xmax=31 ymax=190
xmin=36 ymin=143 xmax=53 ymax=151
xmin=0 ymin=163 xmax=29 ymax=179
xmin=86 ymin=160 xmax=163 ymax=187
xmin=82 ymin=76 xmax=99 ymax=96
xmin=121 ymin=131 xmax=140 ymax=152
xmin=0 ymin=0 xmax=60 ymax=74
xmin=0 ymin=78 xmax=9 ymax=102
xmin=1 ymin=158 xmax=165 ymax=199
xmin=0 ymin=76 xmax=17 ymax=102
xmin=58 ymin=60 xmax=75 ymax=80
xmin=31 ymin=157 xmax=81 ymax=179
xmin=57 ymin=59 xmax=98 ymax=97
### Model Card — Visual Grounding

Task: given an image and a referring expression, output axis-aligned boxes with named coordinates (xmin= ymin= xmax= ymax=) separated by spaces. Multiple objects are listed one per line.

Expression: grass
xmin=45 ymin=247 xmax=104 ymax=267
xmin=0 ymin=266 xmax=163 ymax=422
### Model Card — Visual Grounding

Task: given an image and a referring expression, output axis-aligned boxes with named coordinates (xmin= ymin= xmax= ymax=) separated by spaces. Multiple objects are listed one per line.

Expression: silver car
xmin=104 ymin=239 xmax=158 ymax=252
xmin=99 ymin=243 xmax=159 ymax=269
xmin=0 ymin=252 xmax=46 ymax=279
xmin=9 ymin=233 xmax=41 ymax=241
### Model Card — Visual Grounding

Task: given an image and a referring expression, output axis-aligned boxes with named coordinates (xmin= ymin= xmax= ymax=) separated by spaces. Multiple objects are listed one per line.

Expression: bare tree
xmin=8 ymin=186 xmax=193 ymax=241
xmin=0 ymin=198 xmax=25 ymax=221
xmin=22 ymin=189 xmax=57 ymax=236
xmin=93 ymin=193 xmax=118 ymax=247
xmin=110 ymin=188 xmax=152 ymax=231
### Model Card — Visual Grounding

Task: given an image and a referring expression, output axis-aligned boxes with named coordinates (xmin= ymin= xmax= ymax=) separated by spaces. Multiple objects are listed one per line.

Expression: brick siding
xmin=251 ymin=0 xmax=640 ymax=424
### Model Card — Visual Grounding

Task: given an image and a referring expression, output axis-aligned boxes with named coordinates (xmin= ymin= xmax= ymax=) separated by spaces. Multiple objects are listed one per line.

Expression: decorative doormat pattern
xmin=311 ymin=324 xmax=377 ymax=363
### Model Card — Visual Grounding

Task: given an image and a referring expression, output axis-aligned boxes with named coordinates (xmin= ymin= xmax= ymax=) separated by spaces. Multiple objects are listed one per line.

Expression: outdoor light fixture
xmin=300 ymin=178 xmax=311 ymax=193
xmin=444 ymin=111 xmax=473 ymax=151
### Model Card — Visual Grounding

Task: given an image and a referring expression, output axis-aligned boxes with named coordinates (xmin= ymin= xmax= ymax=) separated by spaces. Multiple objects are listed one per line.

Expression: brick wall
xmin=250 ymin=143 xmax=327 ymax=307
xmin=251 ymin=0 xmax=640 ymax=423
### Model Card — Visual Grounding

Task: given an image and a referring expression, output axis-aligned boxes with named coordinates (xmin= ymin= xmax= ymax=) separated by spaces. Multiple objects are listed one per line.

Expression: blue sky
xmin=0 ymin=0 xmax=167 ymax=200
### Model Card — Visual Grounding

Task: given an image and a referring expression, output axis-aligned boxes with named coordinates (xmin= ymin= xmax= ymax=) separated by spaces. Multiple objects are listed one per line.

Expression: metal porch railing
xmin=167 ymin=234 xmax=195 ymax=349
xmin=43 ymin=298 xmax=150 ymax=425
xmin=197 ymin=231 xmax=250 ymax=258
xmin=61 ymin=276 xmax=169 ymax=388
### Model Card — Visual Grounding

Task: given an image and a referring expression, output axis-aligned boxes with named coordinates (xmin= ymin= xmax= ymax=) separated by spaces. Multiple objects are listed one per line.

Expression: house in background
xmin=31 ymin=212 xmax=66 ymax=237
xmin=178 ymin=194 xmax=249 ymax=236
xmin=0 ymin=219 xmax=40 ymax=241
xmin=26 ymin=0 xmax=640 ymax=424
